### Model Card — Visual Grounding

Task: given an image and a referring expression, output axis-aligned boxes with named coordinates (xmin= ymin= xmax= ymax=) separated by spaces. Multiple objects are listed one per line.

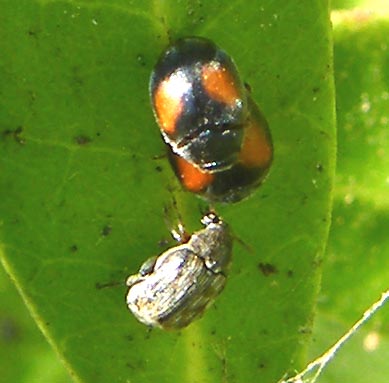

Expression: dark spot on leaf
xmin=101 ymin=225 xmax=112 ymax=237
xmin=95 ymin=280 xmax=122 ymax=289
xmin=287 ymin=270 xmax=294 ymax=278
xmin=126 ymin=361 xmax=135 ymax=369
xmin=27 ymin=28 xmax=40 ymax=37
xmin=312 ymin=86 xmax=320 ymax=93
xmin=2 ymin=126 xmax=26 ymax=145
xmin=244 ymin=82 xmax=252 ymax=93
xmin=319 ymin=130 xmax=327 ymax=136
xmin=299 ymin=326 xmax=312 ymax=334
xmin=316 ymin=163 xmax=323 ymax=172
xmin=74 ymin=135 xmax=92 ymax=145
xmin=155 ymin=165 xmax=162 ymax=172
xmin=258 ymin=262 xmax=278 ymax=276
xmin=126 ymin=334 xmax=134 ymax=342
xmin=95 ymin=282 xmax=105 ymax=290
xmin=96 ymin=131 xmax=101 ymax=137
xmin=258 ymin=362 xmax=266 ymax=369
xmin=69 ymin=244 xmax=78 ymax=253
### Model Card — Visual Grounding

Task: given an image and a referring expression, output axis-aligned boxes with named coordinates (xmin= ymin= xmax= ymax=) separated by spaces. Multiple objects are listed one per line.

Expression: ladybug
xmin=150 ymin=37 xmax=273 ymax=202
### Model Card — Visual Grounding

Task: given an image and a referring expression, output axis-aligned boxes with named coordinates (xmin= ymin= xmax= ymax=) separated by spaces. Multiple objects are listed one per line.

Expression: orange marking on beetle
xmin=154 ymin=79 xmax=184 ymax=135
xmin=175 ymin=156 xmax=214 ymax=192
xmin=201 ymin=63 xmax=241 ymax=106
xmin=239 ymin=116 xmax=273 ymax=168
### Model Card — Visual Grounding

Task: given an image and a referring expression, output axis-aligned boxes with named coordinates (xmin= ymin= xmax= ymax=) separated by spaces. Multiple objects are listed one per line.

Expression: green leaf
xmin=309 ymin=14 xmax=389 ymax=383
xmin=0 ymin=1 xmax=335 ymax=382
xmin=0 ymin=266 xmax=72 ymax=382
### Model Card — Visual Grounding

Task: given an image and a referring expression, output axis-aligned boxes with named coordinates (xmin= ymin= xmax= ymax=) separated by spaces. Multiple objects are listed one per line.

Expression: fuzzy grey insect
xmin=126 ymin=213 xmax=233 ymax=330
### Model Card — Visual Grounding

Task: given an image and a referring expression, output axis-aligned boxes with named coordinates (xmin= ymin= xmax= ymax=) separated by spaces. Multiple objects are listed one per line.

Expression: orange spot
xmin=154 ymin=79 xmax=183 ymax=135
xmin=201 ymin=64 xmax=241 ymax=106
xmin=239 ymin=116 xmax=273 ymax=168
xmin=175 ymin=156 xmax=214 ymax=192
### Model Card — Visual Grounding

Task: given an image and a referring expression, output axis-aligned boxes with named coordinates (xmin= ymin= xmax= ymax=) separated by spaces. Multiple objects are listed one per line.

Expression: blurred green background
xmin=308 ymin=2 xmax=389 ymax=382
